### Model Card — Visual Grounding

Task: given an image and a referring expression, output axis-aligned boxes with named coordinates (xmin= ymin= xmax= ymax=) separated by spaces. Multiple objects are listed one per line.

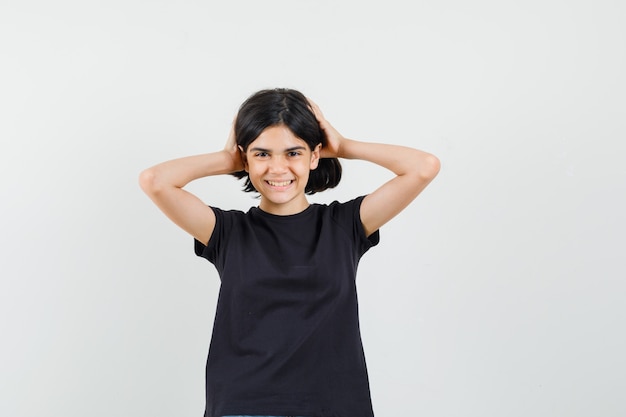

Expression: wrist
xmin=224 ymin=148 xmax=244 ymax=173
xmin=336 ymin=137 xmax=353 ymax=159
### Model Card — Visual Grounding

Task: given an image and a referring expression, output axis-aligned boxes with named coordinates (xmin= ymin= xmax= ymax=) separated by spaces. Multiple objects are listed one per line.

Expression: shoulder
xmin=202 ymin=206 xmax=250 ymax=241
xmin=325 ymin=196 xmax=367 ymax=221
xmin=322 ymin=196 xmax=379 ymax=246
xmin=212 ymin=206 xmax=249 ymax=220
xmin=327 ymin=195 xmax=367 ymax=210
xmin=194 ymin=206 xmax=251 ymax=261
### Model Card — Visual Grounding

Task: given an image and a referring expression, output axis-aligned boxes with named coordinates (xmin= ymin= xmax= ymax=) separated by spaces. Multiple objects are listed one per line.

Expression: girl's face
xmin=242 ymin=125 xmax=321 ymax=215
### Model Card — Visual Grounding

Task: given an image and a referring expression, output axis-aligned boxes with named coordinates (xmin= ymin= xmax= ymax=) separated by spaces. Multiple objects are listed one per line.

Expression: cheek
xmin=249 ymin=165 xmax=265 ymax=179
xmin=244 ymin=162 xmax=260 ymax=181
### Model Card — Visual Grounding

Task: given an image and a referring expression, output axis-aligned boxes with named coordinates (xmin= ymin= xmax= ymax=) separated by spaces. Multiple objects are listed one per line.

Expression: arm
xmin=138 ymin=124 xmax=244 ymax=245
xmin=341 ymin=139 xmax=439 ymax=237
xmin=310 ymin=101 xmax=440 ymax=237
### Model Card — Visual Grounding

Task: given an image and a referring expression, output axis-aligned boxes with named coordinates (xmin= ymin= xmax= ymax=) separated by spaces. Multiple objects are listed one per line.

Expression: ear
xmin=310 ymin=143 xmax=322 ymax=170
xmin=238 ymin=145 xmax=249 ymax=172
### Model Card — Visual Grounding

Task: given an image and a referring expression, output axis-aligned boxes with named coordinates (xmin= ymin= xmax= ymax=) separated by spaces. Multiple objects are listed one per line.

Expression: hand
xmin=308 ymin=99 xmax=344 ymax=158
xmin=223 ymin=116 xmax=245 ymax=172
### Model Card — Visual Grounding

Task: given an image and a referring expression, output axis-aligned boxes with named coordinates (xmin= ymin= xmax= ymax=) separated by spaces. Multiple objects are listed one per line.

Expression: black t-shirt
xmin=195 ymin=196 xmax=380 ymax=417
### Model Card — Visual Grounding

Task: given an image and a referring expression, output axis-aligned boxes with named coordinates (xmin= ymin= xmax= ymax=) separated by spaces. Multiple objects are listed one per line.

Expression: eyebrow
xmin=249 ymin=146 xmax=307 ymax=153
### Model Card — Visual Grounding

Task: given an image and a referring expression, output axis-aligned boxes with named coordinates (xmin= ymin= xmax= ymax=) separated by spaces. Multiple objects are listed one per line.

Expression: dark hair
xmin=232 ymin=88 xmax=342 ymax=194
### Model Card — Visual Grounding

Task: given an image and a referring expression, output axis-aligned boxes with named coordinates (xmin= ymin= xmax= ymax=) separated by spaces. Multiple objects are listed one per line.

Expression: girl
xmin=139 ymin=88 xmax=440 ymax=417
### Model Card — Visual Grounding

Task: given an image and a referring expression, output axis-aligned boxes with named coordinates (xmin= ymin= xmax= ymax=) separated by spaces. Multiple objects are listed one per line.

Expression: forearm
xmin=338 ymin=138 xmax=440 ymax=179
xmin=139 ymin=150 xmax=238 ymax=193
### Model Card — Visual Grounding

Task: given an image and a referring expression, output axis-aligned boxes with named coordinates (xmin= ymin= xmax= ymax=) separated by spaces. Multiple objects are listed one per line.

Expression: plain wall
xmin=1 ymin=1 xmax=624 ymax=416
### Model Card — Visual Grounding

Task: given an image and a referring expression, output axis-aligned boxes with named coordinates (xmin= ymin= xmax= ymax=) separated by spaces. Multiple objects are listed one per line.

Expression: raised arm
xmin=310 ymin=101 xmax=440 ymax=237
xmin=138 ymin=124 xmax=244 ymax=245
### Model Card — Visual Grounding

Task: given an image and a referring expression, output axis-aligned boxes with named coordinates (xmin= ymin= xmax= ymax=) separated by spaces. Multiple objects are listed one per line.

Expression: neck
xmin=259 ymin=196 xmax=310 ymax=215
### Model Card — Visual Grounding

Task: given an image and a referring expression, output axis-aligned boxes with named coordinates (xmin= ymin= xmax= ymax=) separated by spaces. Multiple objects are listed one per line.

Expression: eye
xmin=254 ymin=151 xmax=269 ymax=158
xmin=287 ymin=151 xmax=302 ymax=157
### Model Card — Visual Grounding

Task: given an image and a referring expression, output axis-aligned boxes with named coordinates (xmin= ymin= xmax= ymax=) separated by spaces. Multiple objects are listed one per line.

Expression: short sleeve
xmin=354 ymin=195 xmax=380 ymax=250
xmin=194 ymin=206 xmax=224 ymax=264
xmin=330 ymin=196 xmax=380 ymax=256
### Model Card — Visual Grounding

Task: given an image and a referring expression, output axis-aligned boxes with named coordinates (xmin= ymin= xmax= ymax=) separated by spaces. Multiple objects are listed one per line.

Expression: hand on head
xmin=307 ymin=98 xmax=344 ymax=159
xmin=224 ymin=116 xmax=245 ymax=172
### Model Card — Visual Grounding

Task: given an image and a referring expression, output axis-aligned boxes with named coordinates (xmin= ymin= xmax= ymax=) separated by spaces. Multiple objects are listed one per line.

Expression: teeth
xmin=268 ymin=180 xmax=292 ymax=187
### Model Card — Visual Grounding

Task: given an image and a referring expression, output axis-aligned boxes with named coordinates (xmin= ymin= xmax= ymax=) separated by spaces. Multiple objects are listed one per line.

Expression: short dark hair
xmin=232 ymin=88 xmax=342 ymax=194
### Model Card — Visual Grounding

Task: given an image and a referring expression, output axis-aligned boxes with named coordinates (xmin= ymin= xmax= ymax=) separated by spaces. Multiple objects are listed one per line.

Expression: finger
xmin=307 ymin=98 xmax=324 ymax=120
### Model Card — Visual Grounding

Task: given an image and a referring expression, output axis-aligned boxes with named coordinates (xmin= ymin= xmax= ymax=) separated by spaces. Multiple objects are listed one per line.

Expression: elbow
xmin=138 ymin=167 xmax=162 ymax=196
xmin=417 ymin=153 xmax=441 ymax=181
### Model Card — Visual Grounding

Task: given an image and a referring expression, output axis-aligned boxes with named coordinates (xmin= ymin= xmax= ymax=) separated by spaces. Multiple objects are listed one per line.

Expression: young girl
xmin=139 ymin=88 xmax=440 ymax=417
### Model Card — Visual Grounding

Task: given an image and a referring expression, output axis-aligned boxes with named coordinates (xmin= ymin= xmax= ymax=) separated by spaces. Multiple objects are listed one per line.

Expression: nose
xmin=268 ymin=155 xmax=288 ymax=173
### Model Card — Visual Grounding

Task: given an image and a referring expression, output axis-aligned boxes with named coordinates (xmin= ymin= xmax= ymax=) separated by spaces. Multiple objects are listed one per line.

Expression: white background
xmin=1 ymin=1 xmax=625 ymax=416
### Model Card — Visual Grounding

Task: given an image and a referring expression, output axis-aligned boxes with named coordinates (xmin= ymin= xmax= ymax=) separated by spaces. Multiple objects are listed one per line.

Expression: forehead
xmin=248 ymin=125 xmax=309 ymax=151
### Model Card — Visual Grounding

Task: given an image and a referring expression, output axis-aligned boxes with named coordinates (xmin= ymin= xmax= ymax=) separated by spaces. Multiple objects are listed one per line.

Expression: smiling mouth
xmin=266 ymin=180 xmax=293 ymax=187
